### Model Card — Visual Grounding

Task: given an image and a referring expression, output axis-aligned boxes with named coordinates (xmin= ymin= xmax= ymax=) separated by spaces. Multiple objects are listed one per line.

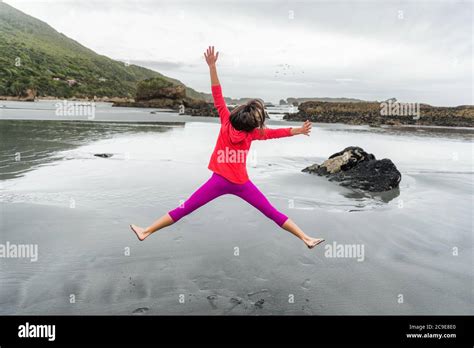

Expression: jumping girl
xmin=130 ymin=46 xmax=324 ymax=249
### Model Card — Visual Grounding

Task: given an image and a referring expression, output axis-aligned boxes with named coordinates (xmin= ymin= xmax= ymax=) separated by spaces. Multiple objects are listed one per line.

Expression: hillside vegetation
xmin=0 ymin=2 xmax=208 ymax=100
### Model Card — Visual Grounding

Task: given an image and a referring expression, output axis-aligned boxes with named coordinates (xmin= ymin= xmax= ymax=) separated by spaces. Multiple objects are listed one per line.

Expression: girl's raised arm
xmin=205 ymin=46 xmax=220 ymax=86
xmin=205 ymin=46 xmax=230 ymax=123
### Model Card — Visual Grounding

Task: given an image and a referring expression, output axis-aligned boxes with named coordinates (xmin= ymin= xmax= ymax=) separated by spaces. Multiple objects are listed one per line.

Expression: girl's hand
xmin=204 ymin=46 xmax=219 ymax=67
xmin=299 ymin=120 xmax=312 ymax=136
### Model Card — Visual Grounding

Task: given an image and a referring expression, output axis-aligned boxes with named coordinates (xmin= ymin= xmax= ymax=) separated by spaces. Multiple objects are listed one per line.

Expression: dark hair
xmin=230 ymin=99 xmax=267 ymax=132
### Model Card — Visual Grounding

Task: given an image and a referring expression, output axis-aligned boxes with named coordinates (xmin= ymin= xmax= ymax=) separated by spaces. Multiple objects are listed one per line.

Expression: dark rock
xmin=182 ymin=99 xmax=218 ymax=117
xmin=94 ymin=153 xmax=113 ymax=158
xmin=113 ymin=77 xmax=219 ymax=117
xmin=330 ymin=158 xmax=401 ymax=191
xmin=0 ymin=88 xmax=37 ymax=101
xmin=22 ymin=88 xmax=36 ymax=101
xmin=302 ymin=146 xmax=401 ymax=192
xmin=302 ymin=147 xmax=374 ymax=175
xmin=113 ymin=76 xmax=216 ymax=115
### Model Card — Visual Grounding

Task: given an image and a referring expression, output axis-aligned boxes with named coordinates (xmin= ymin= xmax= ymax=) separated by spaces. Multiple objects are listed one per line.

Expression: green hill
xmin=0 ymin=2 xmax=209 ymax=100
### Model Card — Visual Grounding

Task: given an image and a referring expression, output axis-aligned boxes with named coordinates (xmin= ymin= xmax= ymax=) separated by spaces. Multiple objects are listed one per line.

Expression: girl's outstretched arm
xmin=204 ymin=46 xmax=230 ymax=122
xmin=251 ymin=120 xmax=312 ymax=140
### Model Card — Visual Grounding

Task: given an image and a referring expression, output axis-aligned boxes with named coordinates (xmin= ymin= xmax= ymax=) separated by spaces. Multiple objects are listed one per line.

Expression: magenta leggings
xmin=168 ymin=173 xmax=288 ymax=227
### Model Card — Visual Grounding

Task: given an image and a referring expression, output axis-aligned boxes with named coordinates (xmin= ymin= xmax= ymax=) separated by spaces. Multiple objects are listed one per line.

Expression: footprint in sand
xmin=128 ymin=277 xmax=148 ymax=298
xmin=247 ymin=289 xmax=269 ymax=298
xmin=301 ymin=278 xmax=311 ymax=290
xmin=254 ymin=275 xmax=268 ymax=282
xmin=132 ymin=307 xmax=149 ymax=314
xmin=298 ymin=256 xmax=315 ymax=266
xmin=254 ymin=299 xmax=265 ymax=308
xmin=230 ymin=297 xmax=242 ymax=305
xmin=223 ymin=297 xmax=244 ymax=314
xmin=206 ymin=295 xmax=218 ymax=309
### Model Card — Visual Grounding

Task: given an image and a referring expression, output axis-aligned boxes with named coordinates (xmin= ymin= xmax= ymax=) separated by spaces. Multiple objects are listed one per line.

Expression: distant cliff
xmin=286 ymin=97 xmax=368 ymax=105
xmin=113 ymin=76 xmax=219 ymax=117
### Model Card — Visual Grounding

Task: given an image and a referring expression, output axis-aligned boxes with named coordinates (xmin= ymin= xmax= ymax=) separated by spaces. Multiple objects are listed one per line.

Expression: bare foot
xmin=304 ymin=237 xmax=325 ymax=249
xmin=130 ymin=224 xmax=150 ymax=241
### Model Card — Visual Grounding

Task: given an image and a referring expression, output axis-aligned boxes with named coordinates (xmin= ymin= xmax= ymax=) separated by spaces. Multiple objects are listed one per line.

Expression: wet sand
xmin=0 ymin=102 xmax=472 ymax=315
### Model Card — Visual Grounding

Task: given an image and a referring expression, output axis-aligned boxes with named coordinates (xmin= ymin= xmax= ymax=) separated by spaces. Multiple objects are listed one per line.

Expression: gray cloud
xmin=6 ymin=0 xmax=472 ymax=105
xmin=130 ymin=60 xmax=195 ymax=70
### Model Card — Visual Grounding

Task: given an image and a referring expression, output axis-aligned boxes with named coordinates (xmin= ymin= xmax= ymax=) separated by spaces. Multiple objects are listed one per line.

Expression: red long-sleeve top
xmin=207 ymin=84 xmax=293 ymax=184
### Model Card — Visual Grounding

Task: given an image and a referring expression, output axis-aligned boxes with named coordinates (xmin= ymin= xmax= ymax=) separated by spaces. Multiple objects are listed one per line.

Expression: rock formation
xmin=302 ymin=147 xmax=402 ymax=192
xmin=284 ymin=101 xmax=474 ymax=127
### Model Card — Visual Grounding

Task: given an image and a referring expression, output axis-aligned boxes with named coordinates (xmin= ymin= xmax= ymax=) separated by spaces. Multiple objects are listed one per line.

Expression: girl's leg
xmin=281 ymin=219 xmax=324 ymax=249
xmin=234 ymin=181 xmax=324 ymax=248
xmin=130 ymin=214 xmax=174 ymax=241
xmin=130 ymin=173 xmax=228 ymax=241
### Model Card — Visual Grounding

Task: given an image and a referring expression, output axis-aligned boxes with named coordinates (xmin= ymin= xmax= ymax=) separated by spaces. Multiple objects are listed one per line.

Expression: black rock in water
xmin=94 ymin=153 xmax=113 ymax=158
xmin=302 ymin=146 xmax=401 ymax=192
xmin=329 ymin=158 xmax=402 ymax=192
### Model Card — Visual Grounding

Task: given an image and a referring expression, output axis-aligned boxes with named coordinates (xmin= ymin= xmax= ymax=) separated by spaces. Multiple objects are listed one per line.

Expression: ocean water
xmin=0 ymin=101 xmax=472 ymax=315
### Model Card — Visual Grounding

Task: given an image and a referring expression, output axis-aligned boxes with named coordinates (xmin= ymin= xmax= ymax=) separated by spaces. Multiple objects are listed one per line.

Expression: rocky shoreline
xmin=283 ymin=100 xmax=473 ymax=127
xmin=113 ymin=98 xmax=220 ymax=117
xmin=4 ymin=84 xmax=472 ymax=128
xmin=0 ymin=88 xmax=37 ymax=102
xmin=111 ymin=78 xmax=220 ymax=117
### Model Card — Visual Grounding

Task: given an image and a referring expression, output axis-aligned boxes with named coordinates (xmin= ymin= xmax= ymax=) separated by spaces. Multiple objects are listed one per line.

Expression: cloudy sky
xmin=6 ymin=0 xmax=473 ymax=105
